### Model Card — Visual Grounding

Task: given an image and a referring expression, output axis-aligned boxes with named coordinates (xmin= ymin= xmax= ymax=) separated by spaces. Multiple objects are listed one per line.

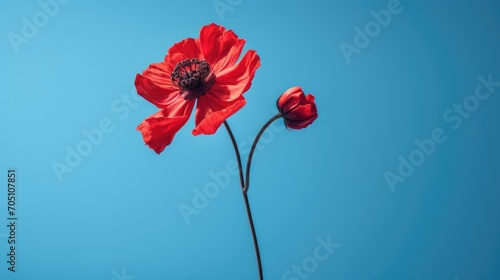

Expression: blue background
xmin=1 ymin=0 xmax=499 ymax=279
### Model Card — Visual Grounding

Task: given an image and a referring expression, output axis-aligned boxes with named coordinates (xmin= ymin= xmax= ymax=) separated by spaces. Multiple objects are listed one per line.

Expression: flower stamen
xmin=171 ymin=58 xmax=215 ymax=100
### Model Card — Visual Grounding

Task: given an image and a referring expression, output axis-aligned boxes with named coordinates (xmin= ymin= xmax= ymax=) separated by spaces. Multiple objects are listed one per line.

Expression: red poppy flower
xmin=277 ymin=86 xmax=318 ymax=129
xmin=135 ymin=23 xmax=260 ymax=154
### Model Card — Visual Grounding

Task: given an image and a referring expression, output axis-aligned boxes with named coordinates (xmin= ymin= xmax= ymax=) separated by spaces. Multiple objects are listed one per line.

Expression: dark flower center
xmin=171 ymin=58 xmax=216 ymax=100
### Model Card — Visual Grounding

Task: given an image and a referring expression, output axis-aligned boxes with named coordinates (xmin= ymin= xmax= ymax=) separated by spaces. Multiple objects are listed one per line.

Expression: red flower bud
xmin=276 ymin=86 xmax=318 ymax=129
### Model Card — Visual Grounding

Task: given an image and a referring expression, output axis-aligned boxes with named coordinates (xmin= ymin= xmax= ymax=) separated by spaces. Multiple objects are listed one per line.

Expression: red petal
xmin=192 ymin=95 xmax=246 ymax=136
xmin=286 ymin=114 xmax=317 ymax=129
xmin=136 ymin=38 xmax=201 ymax=108
xmin=277 ymin=86 xmax=302 ymax=104
xmin=286 ymin=103 xmax=318 ymax=129
xmin=164 ymin=38 xmax=202 ymax=72
xmin=135 ymin=71 xmax=180 ymax=109
xmin=210 ymin=50 xmax=261 ymax=101
xmin=306 ymin=94 xmax=315 ymax=103
xmin=278 ymin=86 xmax=304 ymax=113
xmin=137 ymin=99 xmax=195 ymax=154
xmin=287 ymin=103 xmax=316 ymax=120
xmin=198 ymin=24 xmax=246 ymax=73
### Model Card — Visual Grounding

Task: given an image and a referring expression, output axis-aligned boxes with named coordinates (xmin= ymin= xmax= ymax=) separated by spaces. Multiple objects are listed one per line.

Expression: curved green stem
xmin=223 ymin=114 xmax=283 ymax=280
xmin=223 ymin=121 xmax=245 ymax=190
xmin=244 ymin=113 xmax=283 ymax=193
xmin=243 ymin=192 xmax=263 ymax=280
xmin=223 ymin=121 xmax=263 ymax=280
